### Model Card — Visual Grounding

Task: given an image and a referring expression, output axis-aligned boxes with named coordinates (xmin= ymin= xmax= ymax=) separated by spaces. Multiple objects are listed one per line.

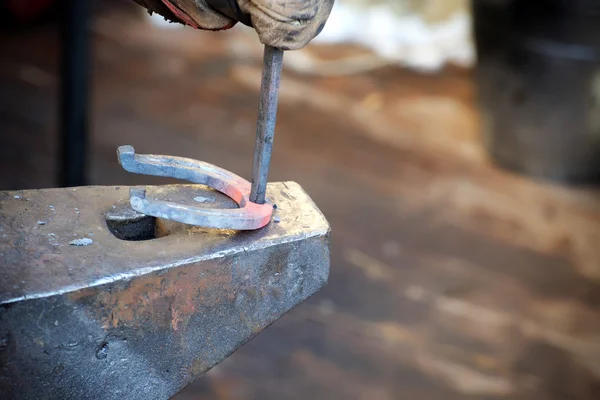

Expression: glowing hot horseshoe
xmin=117 ymin=145 xmax=273 ymax=230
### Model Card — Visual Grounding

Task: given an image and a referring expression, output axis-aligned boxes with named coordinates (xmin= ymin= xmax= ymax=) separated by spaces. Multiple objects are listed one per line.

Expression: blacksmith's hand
xmin=132 ymin=0 xmax=334 ymax=50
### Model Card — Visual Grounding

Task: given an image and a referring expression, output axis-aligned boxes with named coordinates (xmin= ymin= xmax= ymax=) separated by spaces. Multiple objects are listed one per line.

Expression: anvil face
xmin=0 ymin=182 xmax=330 ymax=400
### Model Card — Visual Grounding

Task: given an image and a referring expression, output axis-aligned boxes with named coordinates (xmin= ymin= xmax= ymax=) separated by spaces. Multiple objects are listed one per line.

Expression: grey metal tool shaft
xmin=250 ymin=45 xmax=284 ymax=204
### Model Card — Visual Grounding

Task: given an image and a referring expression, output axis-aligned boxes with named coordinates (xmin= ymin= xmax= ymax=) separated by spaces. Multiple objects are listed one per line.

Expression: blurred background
xmin=1 ymin=0 xmax=600 ymax=398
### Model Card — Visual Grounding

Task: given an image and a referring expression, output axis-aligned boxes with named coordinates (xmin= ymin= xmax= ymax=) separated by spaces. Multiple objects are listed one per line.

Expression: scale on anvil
xmin=0 ymin=46 xmax=330 ymax=400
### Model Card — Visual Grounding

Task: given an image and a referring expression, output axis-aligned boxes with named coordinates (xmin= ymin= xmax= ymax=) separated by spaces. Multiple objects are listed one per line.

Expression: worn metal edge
xmin=0 ymin=182 xmax=331 ymax=306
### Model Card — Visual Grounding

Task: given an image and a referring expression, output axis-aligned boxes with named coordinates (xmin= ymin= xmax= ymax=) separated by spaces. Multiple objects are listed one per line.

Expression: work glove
xmin=132 ymin=0 xmax=334 ymax=50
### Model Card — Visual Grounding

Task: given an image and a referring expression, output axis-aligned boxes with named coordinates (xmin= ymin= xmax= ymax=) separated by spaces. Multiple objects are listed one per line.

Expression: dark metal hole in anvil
xmin=105 ymin=205 xmax=171 ymax=241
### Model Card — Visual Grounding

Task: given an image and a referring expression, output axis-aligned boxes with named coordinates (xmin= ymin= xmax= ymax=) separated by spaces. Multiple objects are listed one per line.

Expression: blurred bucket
xmin=473 ymin=0 xmax=600 ymax=183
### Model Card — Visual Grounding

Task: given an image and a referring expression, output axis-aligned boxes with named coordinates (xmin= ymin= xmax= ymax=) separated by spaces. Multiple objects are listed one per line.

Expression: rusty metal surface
xmin=0 ymin=182 xmax=330 ymax=400
xmin=117 ymin=145 xmax=273 ymax=230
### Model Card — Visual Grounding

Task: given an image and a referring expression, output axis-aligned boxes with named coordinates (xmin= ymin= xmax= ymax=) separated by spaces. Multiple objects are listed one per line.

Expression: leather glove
xmin=132 ymin=0 xmax=334 ymax=50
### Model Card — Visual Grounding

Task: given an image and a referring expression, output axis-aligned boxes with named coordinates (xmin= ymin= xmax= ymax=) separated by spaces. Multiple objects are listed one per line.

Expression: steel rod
xmin=250 ymin=45 xmax=284 ymax=204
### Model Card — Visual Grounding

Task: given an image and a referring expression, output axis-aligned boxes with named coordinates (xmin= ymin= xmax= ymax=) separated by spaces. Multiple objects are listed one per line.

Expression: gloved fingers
xmin=133 ymin=0 xmax=236 ymax=30
xmin=237 ymin=0 xmax=335 ymax=50
xmin=241 ymin=0 xmax=321 ymax=24
xmin=132 ymin=0 xmax=335 ymax=50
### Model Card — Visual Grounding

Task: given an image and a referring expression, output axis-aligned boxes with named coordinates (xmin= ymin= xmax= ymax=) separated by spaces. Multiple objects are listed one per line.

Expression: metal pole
xmin=59 ymin=0 xmax=90 ymax=187
xmin=250 ymin=45 xmax=284 ymax=204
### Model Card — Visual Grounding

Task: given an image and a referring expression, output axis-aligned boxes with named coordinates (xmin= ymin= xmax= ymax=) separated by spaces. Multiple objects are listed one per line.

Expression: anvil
xmin=0 ymin=182 xmax=330 ymax=399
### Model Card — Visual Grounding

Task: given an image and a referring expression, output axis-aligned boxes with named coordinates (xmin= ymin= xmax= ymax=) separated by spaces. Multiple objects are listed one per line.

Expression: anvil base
xmin=0 ymin=182 xmax=330 ymax=400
